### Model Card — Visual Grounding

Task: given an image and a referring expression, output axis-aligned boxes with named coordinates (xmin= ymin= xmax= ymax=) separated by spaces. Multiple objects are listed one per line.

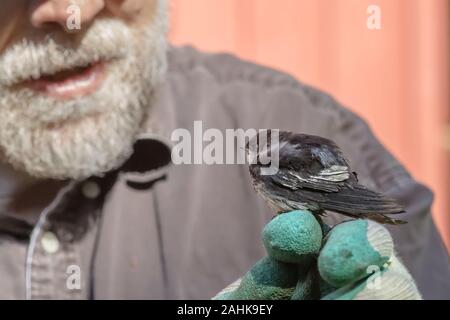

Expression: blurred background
xmin=168 ymin=0 xmax=450 ymax=249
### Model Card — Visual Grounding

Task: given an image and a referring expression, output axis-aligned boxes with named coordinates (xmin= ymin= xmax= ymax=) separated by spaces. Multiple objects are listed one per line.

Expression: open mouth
xmin=23 ymin=61 xmax=107 ymax=100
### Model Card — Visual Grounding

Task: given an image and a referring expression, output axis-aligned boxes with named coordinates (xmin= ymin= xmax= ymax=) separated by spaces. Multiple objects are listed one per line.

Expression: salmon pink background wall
xmin=169 ymin=0 xmax=450 ymax=248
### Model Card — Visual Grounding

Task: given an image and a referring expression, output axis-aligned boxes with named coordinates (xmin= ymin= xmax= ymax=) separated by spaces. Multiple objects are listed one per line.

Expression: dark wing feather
xmin=270 ymin=168 xmax=349 ymax=192
xmin=272 ymin=133 xmax=353 ymax=193
xmin=276 ymin=184 xmax=406 ymax=224
xmin=320 ymin=184 xmax=405 ymax=215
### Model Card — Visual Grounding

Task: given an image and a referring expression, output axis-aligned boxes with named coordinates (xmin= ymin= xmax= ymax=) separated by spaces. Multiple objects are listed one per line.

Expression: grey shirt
xmin=0 ymin=46 xmax=449 ymax=300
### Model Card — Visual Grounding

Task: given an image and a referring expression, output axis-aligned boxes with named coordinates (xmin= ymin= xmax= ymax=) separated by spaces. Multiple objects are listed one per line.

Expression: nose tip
xmin=30 ymin=0 xmax=105 ymax=31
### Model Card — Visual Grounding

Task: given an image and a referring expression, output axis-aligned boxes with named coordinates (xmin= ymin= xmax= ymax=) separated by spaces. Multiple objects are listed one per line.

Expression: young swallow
xmin=247 ymin=131 xmax=406 ymax=225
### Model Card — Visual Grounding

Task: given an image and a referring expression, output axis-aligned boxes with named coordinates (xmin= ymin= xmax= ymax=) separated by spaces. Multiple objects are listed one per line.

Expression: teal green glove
xmin=214 ymin=210 xmax=421 ymax=300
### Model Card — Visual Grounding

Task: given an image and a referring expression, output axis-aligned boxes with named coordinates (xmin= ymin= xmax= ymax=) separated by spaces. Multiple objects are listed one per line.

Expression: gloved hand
xmin=214 ymin=210 xmax=421 ymax=300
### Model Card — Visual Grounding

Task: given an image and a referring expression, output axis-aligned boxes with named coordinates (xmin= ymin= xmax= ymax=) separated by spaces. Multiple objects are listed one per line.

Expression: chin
xmin=2 ymin=107 xmax=142 ymax=180
xmin=0 ymin=9 xmax=169 ymax=180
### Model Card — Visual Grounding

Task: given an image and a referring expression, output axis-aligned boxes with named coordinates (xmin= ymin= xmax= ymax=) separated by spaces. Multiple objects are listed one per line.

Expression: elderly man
xmin=0 ymin=0 xmax=448 ymax=300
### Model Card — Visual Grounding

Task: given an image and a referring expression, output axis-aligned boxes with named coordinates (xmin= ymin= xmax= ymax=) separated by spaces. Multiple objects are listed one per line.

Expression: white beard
xmin=0 ymin=1 xmax=168 ymax=180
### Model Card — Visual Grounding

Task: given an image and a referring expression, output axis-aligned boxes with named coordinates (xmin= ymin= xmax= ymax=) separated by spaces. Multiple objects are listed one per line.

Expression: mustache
xmin=0 ymin=18 xmax=133 ymax=87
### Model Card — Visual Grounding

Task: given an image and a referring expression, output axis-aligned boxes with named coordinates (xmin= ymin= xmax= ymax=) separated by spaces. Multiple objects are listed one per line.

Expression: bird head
xmin=245 ymin=130 xmax=281 ymax=176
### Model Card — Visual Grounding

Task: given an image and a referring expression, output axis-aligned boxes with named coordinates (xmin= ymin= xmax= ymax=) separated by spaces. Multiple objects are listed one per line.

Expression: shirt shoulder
xmin=168 ymin=45 xmax=299 ymax=88
xmin=167 ymin=45 xmax=349 ymax=122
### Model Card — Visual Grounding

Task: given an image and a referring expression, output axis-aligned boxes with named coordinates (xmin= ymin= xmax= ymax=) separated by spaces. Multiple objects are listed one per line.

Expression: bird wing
xmin=297 ymin=184 xmax=406 ymax=224
xmin=271 ymin=142 xmax=353 ymax=193
xmin=271 ymin=165 xmax=351 ymax=192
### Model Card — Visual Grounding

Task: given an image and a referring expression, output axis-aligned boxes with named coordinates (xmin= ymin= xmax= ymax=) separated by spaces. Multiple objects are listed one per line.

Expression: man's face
xmin=0 ymin=0 xmax=168 ymax=179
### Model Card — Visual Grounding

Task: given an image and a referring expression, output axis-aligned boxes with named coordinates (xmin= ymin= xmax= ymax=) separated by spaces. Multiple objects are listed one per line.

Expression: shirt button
xmin=41 ymin=231 xmax=60 ymax=254
xmin=81 ymin=181 xmax=101 ymax=199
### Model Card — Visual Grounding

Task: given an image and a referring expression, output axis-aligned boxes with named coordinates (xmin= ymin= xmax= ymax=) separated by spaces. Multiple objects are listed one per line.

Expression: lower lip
xmin=25 ymin=62 xmax=106 ymax=100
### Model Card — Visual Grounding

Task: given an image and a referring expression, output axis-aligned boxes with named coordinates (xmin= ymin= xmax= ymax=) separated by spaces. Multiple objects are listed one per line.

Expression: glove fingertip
xmin=318 ymin=220 xmax=391 ymax=288
xmin=262 ymin=210 xmax=322 ymax=265
xmin=366 ymin=221 xmax=394 ymax=259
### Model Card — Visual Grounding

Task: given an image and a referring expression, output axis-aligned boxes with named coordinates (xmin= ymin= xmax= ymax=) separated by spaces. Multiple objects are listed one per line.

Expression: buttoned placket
xmin=25 ymin=181 xmax=74 ymax=299
xmin=25 ymin=179 xmax=103 ymax=300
